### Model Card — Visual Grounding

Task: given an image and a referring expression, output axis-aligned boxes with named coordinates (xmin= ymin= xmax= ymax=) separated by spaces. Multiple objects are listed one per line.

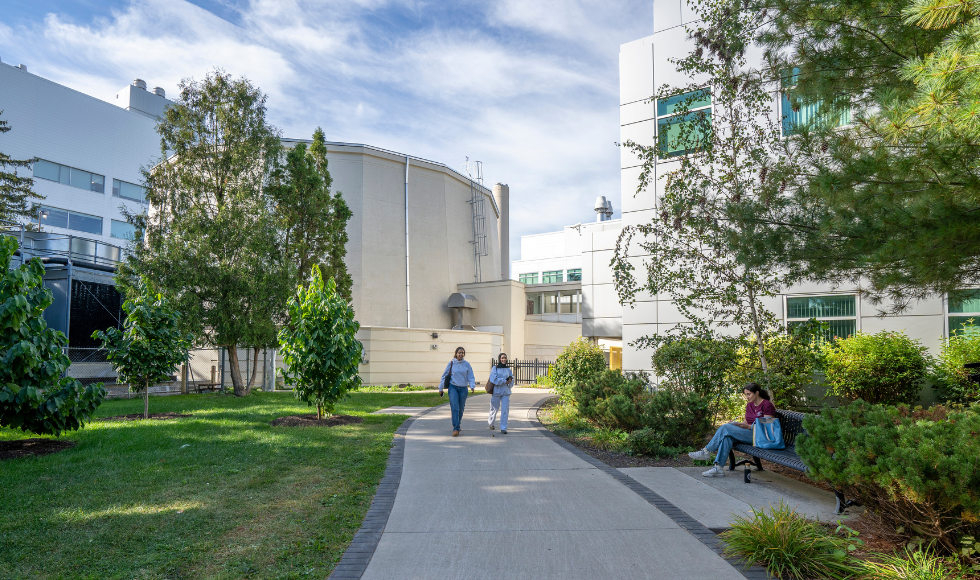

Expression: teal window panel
xmin=542 ymin=270 xmax=563 ymax=284
xmin=657 ymin=110 xmax=712 ymax=158
xmin=787 ymin=295 xmax=856 ymax=319
xmin=657 ymin=89 xmax=711 ymax=117
xmin=110 ymin=219 xmax=137 ymax=240
xmin=949 ymin=289 xmax=980 ymax=314
xmin=566 ymin=268 xmax=582 ymax=281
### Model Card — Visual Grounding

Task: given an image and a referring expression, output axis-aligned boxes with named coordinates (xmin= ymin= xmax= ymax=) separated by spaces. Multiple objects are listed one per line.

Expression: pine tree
xmin=0 ymin=112 xmax=43 ymax=225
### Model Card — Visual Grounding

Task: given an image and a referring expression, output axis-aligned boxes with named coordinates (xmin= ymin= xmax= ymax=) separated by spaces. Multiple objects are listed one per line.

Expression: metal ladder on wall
xmin=461 ymin=160 xmax=489 ymax=282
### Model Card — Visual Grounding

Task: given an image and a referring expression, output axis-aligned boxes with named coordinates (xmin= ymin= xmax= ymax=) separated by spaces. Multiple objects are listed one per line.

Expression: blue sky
xmin=0 ymin=0 xmax=654 ymax=263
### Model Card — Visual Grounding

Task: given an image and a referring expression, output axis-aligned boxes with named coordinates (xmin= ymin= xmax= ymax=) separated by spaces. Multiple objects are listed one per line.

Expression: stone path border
xmin=327 ymin=403 xmax=447 ymax=580
xmin=527 ymin=396 xmax=769 ymax=580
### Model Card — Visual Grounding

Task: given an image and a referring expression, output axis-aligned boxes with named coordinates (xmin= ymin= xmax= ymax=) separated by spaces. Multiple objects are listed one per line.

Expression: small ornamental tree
xmin=93 ymin=280 xmax=192 ymax=419
xmin=822 ymin=331 xmax=931 ymax=405
xmin=0 ymin=236 xmax=105 ymax=435
xmin=278 ymin=266 xmax=362 ymax=419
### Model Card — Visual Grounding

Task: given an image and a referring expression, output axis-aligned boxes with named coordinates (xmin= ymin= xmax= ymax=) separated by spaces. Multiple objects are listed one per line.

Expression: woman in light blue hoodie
xmin=440 ymin=346 xmax=475 ymax=436
xmin=487 ymin=352 xmax=514 ymax=434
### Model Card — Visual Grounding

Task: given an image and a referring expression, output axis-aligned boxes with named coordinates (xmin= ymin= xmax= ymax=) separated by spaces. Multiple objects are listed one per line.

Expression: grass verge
xmin=0 ymin=390 xmax=444 ymax=580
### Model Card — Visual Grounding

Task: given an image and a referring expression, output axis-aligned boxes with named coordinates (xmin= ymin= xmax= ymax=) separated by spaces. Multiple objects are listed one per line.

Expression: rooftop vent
xmin=132 ymin=79 xmax=147 ymax=90
xmin=18 ymin=64 xmax=28 ymax=72
xmin=152 ymin=87 xmax=165 ymax=98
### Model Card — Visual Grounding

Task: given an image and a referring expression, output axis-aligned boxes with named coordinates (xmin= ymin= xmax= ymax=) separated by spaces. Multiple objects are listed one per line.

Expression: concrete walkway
xmin=356 ymin=390 xmax=746 ymax=580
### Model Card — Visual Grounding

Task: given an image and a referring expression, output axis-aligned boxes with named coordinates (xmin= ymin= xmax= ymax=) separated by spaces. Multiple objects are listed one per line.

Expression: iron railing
xmin=491 ymin=358 xmax=554 ymax=385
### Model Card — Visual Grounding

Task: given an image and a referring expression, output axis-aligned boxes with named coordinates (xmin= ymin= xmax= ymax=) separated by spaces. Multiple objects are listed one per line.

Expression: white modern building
xmin=595 ymin=0 xmax=980 ymax=386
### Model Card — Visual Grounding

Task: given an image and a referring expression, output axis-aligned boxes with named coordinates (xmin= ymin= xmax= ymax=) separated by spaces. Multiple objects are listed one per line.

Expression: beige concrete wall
xmin=356 ymin=326 xmax=501 ymax=386
xmin=458 ymin=279 xmax=526 ymax=359
xmin=523 ymin=320 xmax=581 ymax=360
xmin=284 ymin=140 xmax=502 ymax=332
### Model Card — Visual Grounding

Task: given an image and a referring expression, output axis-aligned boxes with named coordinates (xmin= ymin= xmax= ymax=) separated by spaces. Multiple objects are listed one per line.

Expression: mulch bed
xmin=97 ymin=413 xmax=192 ymax=422
xmin=270 ymin=414 xmax=363 ymax=428
xmin=0 ymin=438 xmax=76 ymax=460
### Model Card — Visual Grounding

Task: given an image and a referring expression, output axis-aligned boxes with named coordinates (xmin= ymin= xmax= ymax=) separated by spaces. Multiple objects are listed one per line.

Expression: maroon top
xmin=745 ymin=399 xmax=776 ymax=425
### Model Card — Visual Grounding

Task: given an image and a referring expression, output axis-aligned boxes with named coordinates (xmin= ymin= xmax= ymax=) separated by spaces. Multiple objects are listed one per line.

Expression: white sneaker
xmin=688 ymin=448 xmax=712 ymax=461
xmin=701 ymin=464 xmax=725 ymax=477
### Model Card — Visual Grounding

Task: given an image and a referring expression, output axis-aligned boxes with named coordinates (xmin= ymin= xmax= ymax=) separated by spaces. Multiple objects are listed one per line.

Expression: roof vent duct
xmin=152 ymin=87 xmax=165 ymax=97
xmin=132 ymin=79 xmax=147 ymax=90
xmin=447 ymin=293 xmax=478 ymax=330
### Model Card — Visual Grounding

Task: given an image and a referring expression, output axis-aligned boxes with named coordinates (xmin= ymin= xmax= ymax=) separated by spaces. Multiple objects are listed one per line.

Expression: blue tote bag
xmin=752 ymin=417 xmax=785 ymax=450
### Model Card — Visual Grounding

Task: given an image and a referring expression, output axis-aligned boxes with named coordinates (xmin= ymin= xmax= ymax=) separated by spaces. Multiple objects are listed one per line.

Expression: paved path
xmin=356 ymin=390 xmax=746 ymax=580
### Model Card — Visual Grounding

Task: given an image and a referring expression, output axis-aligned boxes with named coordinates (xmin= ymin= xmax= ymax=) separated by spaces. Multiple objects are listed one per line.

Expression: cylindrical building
xmin=493 ymin=183 xmax=510 ymax=280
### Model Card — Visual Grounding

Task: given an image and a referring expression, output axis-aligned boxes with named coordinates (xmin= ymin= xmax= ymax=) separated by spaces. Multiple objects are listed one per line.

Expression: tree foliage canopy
xmin=278 ymin=266 xmax=362 ymax=419
xmin=119 ymin=70 xmax=289 ymax=396
xmin=0 ymin=236 xmax=105 ymax=435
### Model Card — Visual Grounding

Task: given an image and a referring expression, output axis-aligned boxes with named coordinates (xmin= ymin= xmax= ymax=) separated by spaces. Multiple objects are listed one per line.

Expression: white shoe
xmin=702 ymin=464 xmax=725 ymax=477
xmin=688 ymin=448 xmax=712 ymax=461
xmin=489 ymin=424 xmax=495 ymax=430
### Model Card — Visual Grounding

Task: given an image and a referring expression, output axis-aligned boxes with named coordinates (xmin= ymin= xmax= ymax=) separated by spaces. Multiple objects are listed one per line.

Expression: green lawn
xmin=0 ymin=391 xmax=447 ymax=580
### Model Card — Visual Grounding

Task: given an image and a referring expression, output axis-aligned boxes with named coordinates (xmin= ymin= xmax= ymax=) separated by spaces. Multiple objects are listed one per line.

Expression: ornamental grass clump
xmin=797 ymin=402 xmax=980 ymax=552
xmin=720 ymin=502 xmax=865 ymax=579
xmin=862 ymin=546 xmax=966 ymax=580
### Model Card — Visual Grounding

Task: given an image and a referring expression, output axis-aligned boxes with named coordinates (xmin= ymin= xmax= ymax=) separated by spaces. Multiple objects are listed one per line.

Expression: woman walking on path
xmin=440 ymin=347 xmax=475 ymax=437
xmin=487 ymin=353 xmax=515 ymax=434
xmin=688 ymin=383 xmax=775 ymax=477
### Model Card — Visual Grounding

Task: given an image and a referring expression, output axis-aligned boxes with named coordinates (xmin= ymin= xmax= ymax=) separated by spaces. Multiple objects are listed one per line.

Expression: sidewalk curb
xmin=327 ymin=402 xmax=448 ymax=580
xmin=528 ymin=396 xmax=770 ymax=580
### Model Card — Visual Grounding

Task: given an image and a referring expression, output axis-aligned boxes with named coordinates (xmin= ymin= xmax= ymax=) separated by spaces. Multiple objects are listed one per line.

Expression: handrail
xmin=1 ymin=222 xmax=124 ymax=268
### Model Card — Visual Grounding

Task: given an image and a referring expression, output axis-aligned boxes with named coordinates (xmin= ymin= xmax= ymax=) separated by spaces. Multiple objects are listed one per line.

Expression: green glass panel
xmin=787 ymin=295 xmax=856 ymax=319
xmin=949 ymin=289 xmax=980 ymax=313
xmin=657 ymin=89 xmax=711 ymax=117
xmin=657 ymin=110 xmax=712 ymax=158
xmin=567 ymin=269 xmax=582 ymax=281
xmin=782 ymin=92 xmax=851 ymax=135
xmin=788 ymin=319 xmax=856 ymax=342
xmin=542 ymin=270 xmax=563 ymax=283
xmin=949 ymin=316 xmax=980 ymax=335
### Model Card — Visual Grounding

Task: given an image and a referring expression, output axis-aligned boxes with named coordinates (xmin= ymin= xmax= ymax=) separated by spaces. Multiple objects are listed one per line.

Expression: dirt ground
xmin=269 ymin=414 xmax=363 ymax=427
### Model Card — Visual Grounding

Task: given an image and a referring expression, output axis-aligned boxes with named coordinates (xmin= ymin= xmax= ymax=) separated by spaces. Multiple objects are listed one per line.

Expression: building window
xmin=781 ymin=68 xmax=850 ymax=136
xmin=112 ymin=179 xmax=147 ymax=203
xmin=566 ymin=268 xmax=582 ymax=282
xmin=33 ymin=160 xmax=104 ymax=193
xmin=526 ymin=292 xmax=542 ymax=315
xmin=559 ymin=290 xmax=581 ymax=314
xmin=656 ymin=88 xmax=712 ymax=158
xmin=542 ymin=291 xmax=559 ymax=314
xmin=40 ymin=205 xmax=103 ymax=235
xmin=786 ymin=295 xmax=857 ymax=341
xmin=542 ymin=270 xmax=563 ymax=284
xmin=948 ymin=289 xmax=980 ymax=335
xmin=110 ymin=219 xmax=137 ymax=240
xmin=519 ymin=272 xmax=539 ymax=285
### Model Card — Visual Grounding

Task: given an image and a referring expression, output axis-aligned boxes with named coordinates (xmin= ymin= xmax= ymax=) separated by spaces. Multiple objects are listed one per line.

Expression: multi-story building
xmin=593 ymin=0 xmax=980 ymax=396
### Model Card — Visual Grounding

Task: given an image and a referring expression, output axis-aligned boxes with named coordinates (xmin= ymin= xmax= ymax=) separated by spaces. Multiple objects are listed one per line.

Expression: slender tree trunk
xmin=746 ymin=285 xmax=772 ymax=403
xmin=246 ymin=348 xmax=260 ymax=389
xmin=317 ymin=404 xmax=323 ymax=420
xmin=143 ymin=381 xmax=150 ymax=419
xmin=227 ymin=345 xmax=248 ymax=397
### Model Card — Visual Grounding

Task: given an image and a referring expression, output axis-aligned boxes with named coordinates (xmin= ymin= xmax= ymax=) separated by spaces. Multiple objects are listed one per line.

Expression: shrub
xmin=796 ymin=402 xmax=980 ymax=552
xmin=862 ymin=546 xmax=965 ymax=580
xmin=626 ymin=428 xmax=686 ymax=458
xmin=931 ymin=327 xmax=980 ymax=404
xmin=551 ymin=338 xmax=607 ymax=404
xmin=572 ymin=369 xmax=714 ymax=449
xmin=822 ymin=331 xmax=931 ymax=404
xmin=651 ymin=334 xmax=739 ymax=398
xmin=720 ymin=502 xmax=866 ymax=579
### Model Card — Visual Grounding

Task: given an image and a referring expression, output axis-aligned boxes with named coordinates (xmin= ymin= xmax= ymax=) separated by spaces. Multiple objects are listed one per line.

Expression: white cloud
xmin=0 ymin=0 xmax=653 ymax=262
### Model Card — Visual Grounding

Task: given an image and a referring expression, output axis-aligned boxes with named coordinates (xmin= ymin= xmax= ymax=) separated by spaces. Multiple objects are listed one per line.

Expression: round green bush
xmin=551 ymin=338 xmax=607 ymax=404
xmin=931 ymin=327 xmax=980 ymax=404
xmin=822 ymin=331 xmax=930 ymax=405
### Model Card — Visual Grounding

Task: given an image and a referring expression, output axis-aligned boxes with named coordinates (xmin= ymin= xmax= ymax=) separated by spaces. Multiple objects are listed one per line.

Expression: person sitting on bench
xmin=688 ymin=382 xmax=775 ymax=477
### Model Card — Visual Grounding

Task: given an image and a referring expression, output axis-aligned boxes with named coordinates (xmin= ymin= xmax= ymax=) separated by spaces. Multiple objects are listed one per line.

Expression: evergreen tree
xmin=119 ymin=70 xmax=289 ymax=397
xmin=0 ymin=112 xmax=43 ymax=225
xmin=268 ymin=128 xmax=353 ymax=299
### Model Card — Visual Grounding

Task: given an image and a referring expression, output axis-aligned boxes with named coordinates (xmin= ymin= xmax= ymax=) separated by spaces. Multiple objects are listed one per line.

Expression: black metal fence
xmin=490 ymin=358 xmax=554 ymax=385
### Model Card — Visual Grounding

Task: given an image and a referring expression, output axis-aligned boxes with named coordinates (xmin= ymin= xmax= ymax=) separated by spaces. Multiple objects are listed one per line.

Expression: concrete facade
xmin=0 ymin=62 xmax=158 ymax=245
xmin=356 ymin=326 xmax=501 ymax=386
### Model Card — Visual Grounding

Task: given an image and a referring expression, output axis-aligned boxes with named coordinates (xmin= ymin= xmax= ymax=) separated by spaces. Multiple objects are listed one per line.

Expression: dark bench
xmin=727 ymin=409 xmax=858 ymax=514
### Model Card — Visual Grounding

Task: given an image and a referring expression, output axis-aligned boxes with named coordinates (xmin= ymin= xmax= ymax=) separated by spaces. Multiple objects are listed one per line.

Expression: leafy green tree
xmin=268 ymin=127 xmax=353 ymax=299
xmin=929 ymin=323 xmax=980 ymax=403
xmin=119 ymin=70 xmax=289 ymax=397
xmin=616 ymin=1 xmax=798 ymax=393
xmin=278 ymin=266 xmax=362 ymax=419
xmin=694 ymin=0 xmax=980 ymax=306
xmin=93 ymin=280 xmax=192 ymax=419
xmin=0 ymin=236 xmax=105 ymax=435
xmin=0 ymin=112 xmax=43 ymax=225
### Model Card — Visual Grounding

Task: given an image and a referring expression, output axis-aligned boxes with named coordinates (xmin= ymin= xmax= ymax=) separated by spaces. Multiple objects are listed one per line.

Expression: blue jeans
xmin=448 ymin=385 xmax=468 ymax=431
xmin=706 ymin=423 xmax=753 ymax=466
